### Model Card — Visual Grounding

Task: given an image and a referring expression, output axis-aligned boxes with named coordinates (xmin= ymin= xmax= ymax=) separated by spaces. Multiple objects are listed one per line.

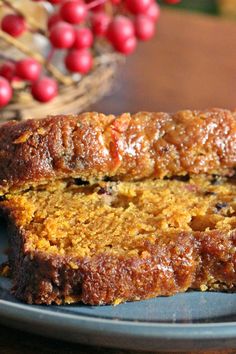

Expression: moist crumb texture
xmin=1 ymin=175 xmax=236 ymax=305
xmin=0 ymin=108 xmax=235 ymax=194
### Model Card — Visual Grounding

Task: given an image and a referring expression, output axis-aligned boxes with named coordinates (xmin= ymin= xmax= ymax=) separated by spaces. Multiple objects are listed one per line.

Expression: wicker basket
xmin=0 ymin=49 xmax=123 ymax=121
xmin=0 ymin=0 xmax=124 ymax=121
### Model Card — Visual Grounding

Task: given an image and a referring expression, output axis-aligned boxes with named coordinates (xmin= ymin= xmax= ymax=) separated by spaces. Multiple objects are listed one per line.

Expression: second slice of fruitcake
xmin=1 ymin=175 xmax=235 ymax=305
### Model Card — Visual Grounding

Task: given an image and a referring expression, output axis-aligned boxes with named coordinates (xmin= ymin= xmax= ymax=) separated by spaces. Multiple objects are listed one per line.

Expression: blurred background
xmin=161 ymin=0 xmax=236 ymax=18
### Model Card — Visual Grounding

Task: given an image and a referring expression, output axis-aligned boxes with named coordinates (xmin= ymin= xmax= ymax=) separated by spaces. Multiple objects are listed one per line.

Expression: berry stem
xmin=87 ymin=0 xmax=107 ymax=11
xmin=0 ymin=29 xmax=72 ymax=85
xmin=46 ymin=48 xmax=55 ymax=65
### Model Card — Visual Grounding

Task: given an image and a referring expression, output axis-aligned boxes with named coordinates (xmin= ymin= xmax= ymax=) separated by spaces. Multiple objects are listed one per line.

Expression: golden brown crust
xmin=0 ymin=109 xmax=236 ymax=305
xmin=0 ymin=108 xmax=235 ymax=193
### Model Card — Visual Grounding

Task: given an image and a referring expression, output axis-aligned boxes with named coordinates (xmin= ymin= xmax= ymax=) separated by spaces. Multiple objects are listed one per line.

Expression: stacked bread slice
xmin=0 ymin=109 xmax=235 ymax=305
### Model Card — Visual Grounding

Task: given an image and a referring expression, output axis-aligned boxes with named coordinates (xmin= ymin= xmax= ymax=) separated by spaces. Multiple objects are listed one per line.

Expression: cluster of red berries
xmin=0 ymin=0 xmax=180 ymax=108
xmin=0 ymin=58 xmax=58 ymax=106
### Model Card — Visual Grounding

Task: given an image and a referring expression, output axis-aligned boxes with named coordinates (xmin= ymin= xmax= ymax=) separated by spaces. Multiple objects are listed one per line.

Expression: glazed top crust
xmin=0 ymin=108 xmax=235 ymax=193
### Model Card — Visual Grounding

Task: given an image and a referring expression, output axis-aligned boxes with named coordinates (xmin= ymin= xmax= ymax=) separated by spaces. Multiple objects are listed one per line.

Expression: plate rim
xmin=1 ymin=298 xmax=236 ymax=332
xmin=2 ymin=295 xmax=236 ymax=350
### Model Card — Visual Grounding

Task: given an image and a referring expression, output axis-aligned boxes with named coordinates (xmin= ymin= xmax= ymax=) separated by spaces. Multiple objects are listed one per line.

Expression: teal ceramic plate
xmin=1 ymin=224 xmax=236 ymax=351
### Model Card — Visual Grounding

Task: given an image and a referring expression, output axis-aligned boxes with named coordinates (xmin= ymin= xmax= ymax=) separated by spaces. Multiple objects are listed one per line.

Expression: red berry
xmin=48 ymin=13 xmax=62 ymax=30
xmin=114 ymin=36 xmax=137 ymax=55
xmin=49 ymin=22 xmax=75 ymax=48
xmin=91 ymin=12 xmax=111 ymax=36
xmin=60 ymin=0 xmax=87 ymax=24
xmin=144 ymin=2 xmax=160 ymax=22
xmin=16 ymin=58 xmax=41 ymax=82
xmin=0 ymin=61 xmax=16 ymax=82
xmin=125 ymin=0 xmax=152 ymax=14
xmin=31 ymin=77 xmax=58 ymax=103
xmin=107 ymin=16 xmax=134 ymax=47
xmin=91 ymin=4 xmax=104 ymax=12
xmin=111 ymin=0 xmax=121 ymax=4
xmin=134 ymin=15 xmax=155 ymax=40
xmin=164 ymin=0 xmax=181 ymax=3
xmin=73 ymin=28 xmax=93 ymax=49
xmin=1 ymin=14 xmax=26 ymax=37
xmin=0 ymin=77 xmax=12 ymax=108
xmin=65 ymin=49 xmax=93 ymax=73
xmin=48 ymin=0 xmax=63 ymax=3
